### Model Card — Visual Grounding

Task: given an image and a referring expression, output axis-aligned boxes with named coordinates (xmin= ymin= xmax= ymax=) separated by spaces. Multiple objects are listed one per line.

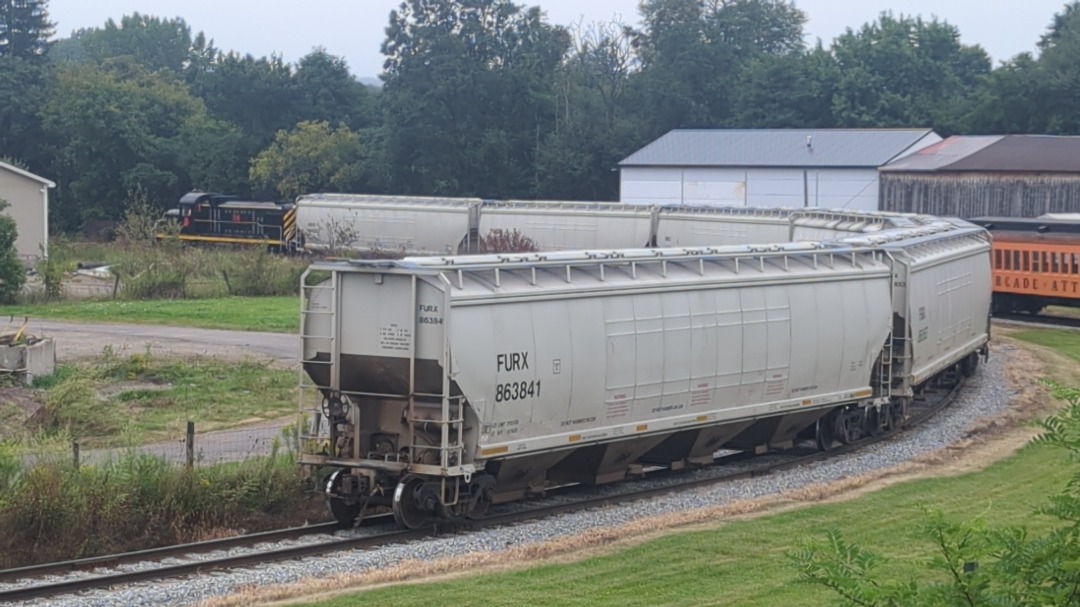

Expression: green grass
xmin=1 ymin=296 xmax=299 ymax=333
xmin=298 ymin=444 xmax=1068 ymax=607
xmin=26 ymin=350 xmax=302 ymax=445
xmin=1009 ymin=327 xmax=1080 ymax=361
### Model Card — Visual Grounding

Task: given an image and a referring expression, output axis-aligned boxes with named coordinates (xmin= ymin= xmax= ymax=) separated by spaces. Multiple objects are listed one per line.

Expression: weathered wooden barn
xmin=879 ymin=135 xmax=1080 ymax=218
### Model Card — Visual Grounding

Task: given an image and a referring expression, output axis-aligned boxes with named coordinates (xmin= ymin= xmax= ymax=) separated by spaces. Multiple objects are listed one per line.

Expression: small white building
xmin=0 ymin=160 xmax=55 ymax=263
xmin=619 ymin=129 xmax=941 ymax=211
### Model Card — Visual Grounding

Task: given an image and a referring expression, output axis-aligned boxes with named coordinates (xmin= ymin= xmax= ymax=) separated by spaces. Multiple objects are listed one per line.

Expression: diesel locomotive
xmin=157 ymin=192 xmax=302 ymax=251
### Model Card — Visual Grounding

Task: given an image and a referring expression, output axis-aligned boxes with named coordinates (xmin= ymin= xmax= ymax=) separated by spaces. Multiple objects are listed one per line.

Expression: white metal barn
xmin=619 ymin=129 xmax=942 ymax=211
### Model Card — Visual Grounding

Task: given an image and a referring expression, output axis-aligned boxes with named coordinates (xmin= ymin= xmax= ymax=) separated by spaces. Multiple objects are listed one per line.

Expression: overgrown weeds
xmin=25 ymin=192 xmax=309 ymax=302
xmin=0 ymin=443 xmax=322 ymax=568
xmin=26 ymin=348 xmax=298 ymax=445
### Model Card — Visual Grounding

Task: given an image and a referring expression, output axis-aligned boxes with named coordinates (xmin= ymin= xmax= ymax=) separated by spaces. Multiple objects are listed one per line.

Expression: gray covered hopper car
xmin=294 ymin=193 xmax=909 ymax=257
xmin=297 ymin=208 xmax=991 ymax=528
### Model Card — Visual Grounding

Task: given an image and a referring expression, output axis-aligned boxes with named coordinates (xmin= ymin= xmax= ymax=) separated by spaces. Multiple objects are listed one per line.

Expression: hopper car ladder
xmin=298 ymin=271 xmax=342 ymax=457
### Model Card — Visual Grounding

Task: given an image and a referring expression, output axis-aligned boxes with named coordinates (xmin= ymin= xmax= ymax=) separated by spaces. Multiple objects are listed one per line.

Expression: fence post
xmin=112 ymin=274 xmax=121 ymax=299
xmin=186 ymin=421 xmax=195 ymax=469
xmin=72 ymin=440 xmax=80 ymax=468
xmin=222 ymin=270 xmax=232 ymax=295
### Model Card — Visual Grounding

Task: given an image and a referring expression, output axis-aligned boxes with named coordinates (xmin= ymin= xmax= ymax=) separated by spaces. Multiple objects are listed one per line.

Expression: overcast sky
xmin=48 ymin=0 xmax=1069 ymax=78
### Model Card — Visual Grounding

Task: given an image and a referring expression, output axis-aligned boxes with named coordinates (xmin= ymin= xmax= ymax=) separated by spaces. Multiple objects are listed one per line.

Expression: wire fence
xmin=15 ymin=421 xmax=299 ymax=471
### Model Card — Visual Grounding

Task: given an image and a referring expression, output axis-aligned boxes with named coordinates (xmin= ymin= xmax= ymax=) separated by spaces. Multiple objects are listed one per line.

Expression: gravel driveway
xmin=19 ymin=320 xmax=296 ymax=367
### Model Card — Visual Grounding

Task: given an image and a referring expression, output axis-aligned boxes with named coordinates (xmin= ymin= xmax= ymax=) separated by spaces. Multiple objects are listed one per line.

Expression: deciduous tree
xmin=380 ymin=0 xmax=570 ymax=197
xmin=249 ymin=121 xmax=368 ymax=200
xmin=829 ymin=13 xmax=990 ymax=132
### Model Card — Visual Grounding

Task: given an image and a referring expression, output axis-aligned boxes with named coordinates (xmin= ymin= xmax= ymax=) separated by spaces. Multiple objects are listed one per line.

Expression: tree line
xmin=1 ymin=0 xmax=1079 ymax=234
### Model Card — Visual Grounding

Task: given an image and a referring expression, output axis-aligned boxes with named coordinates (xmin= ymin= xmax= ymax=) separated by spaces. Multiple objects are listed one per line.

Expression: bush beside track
xmin=0 ymin=448 xmax=324 ymax=569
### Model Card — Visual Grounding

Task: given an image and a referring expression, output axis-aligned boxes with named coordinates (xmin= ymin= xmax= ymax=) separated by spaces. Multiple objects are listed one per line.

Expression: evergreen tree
xmin=0 ymin=0 xmax=54 ymax=59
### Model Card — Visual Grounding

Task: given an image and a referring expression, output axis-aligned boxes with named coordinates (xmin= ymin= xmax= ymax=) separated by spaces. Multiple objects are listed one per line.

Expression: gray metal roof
xmin=881 ymin=135 xmax=1080 ymax=173
xmin=619 ymin=129 xmax=938 ymax=168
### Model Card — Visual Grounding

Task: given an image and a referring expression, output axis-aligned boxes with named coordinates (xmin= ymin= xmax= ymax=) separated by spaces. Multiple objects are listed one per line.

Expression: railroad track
xmin=0 ymin=379 xmax=964 ymax=604
xmin=994 ymin=311 xmax=1080 ymax=331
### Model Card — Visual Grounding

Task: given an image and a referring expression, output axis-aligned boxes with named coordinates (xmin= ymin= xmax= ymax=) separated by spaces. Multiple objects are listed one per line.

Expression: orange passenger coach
xmin=970 ymin=216 xmax=1080 ymax=314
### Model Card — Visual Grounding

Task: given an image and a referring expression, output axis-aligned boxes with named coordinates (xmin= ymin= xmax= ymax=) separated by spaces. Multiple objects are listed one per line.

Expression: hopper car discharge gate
xmin=296 ymin=209 xmax=991 ymax=529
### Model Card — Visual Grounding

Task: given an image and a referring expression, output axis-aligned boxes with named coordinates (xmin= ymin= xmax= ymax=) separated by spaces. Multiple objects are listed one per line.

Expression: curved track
xmin=993 ymin=312 xmax=1080 ymax=331
xmin=0 ymin=376 xmax=964 ymax=604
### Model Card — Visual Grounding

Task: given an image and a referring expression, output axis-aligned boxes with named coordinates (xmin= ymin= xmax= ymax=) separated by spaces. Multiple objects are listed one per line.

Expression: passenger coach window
xmin=994 ymin=250 xmax=1003 ymax=269
xmin=1073 ymin=254 xmax=1080 ymax=274
xmin=1013 ymin=251 xmax=1021 ymax=271
xmin=1053 ymin=252 xmax=1061 ymax=274
xmin=1033 ymin=251 xmax=1041 ymax=272
xmin=1023 ymin=251 xmax=1030 ymax=272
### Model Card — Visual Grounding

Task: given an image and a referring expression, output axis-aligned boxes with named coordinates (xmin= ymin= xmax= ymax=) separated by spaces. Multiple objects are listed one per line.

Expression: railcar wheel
xmin=815 ymin=416 xmax=836 ymax=451
xmin=467 ymin=474 xmax=497 ymax=519
xmin=393 ymin=475 xmax=435 ymax=530
xmin=835 ymin=411 xmax=859 ymax=444
xmin=324 ymin=470 xmax=362 ymax=526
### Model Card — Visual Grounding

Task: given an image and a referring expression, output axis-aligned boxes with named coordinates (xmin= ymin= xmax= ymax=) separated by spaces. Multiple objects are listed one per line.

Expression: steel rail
xmin=993 ymin=312 xmax=1080 ymax=331
xmin=0 ymin=379 xmax=963 ymax=604
xmin=0 ymin=516 xmax=390 ymax=584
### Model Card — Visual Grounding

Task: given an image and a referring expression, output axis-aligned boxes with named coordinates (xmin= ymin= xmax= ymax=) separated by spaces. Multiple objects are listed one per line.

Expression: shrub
xmin=479 ymin=228 xmax=540 ymax=254
xmin=36 ymin=238 xmax=73 ymax=300
xmin=38 ymin=373 xmax=125 ymax=439
xmin=222 ymin=248 xmax=306 ymax=297
xmin=0 ymin=198 xmax=26 ymax=304
xmin=0 ymin=448 xmax=318 ymax=568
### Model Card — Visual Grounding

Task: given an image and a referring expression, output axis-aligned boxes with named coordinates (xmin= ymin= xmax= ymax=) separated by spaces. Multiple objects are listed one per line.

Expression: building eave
xmin=0 ymin=160 xmax=56 ymax=188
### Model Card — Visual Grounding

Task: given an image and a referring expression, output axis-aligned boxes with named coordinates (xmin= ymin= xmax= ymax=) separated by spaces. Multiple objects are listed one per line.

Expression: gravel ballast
xmin=2 ymin=343 xmax=1023 ymax=607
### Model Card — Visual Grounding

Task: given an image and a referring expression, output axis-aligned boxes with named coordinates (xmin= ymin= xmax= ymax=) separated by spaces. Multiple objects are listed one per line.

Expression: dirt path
xmin=20 ymin=320 xmax=297 ymax=367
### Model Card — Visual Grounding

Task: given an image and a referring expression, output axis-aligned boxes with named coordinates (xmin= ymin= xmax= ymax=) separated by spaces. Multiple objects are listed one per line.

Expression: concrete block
xmin=0 ymin=338 xmax=56 ymax=386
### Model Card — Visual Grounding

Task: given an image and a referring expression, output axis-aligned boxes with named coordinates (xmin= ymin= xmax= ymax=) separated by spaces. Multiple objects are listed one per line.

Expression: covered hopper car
xmin=293 ymin=193 xmax=904 ymax=257
xmin=969 ymin=215 xmax=1080 ymax=315
xmin=296 ymin=208 xmax=992 ymax=529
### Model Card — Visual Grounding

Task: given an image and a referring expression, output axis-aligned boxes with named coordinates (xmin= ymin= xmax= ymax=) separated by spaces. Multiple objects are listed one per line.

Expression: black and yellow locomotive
xmin=157 ymin=192 xmax=302 ymax=252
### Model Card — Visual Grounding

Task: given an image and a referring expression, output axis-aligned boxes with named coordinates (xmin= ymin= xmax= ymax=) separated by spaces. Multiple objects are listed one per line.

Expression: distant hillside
xmin=360 ymin=77 xmax=382 ymax=88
